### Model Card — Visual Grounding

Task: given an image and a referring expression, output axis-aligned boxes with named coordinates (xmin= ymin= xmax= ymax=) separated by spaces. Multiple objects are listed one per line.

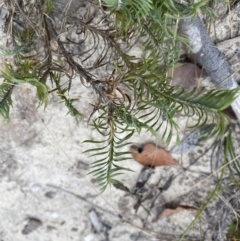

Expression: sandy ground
xmin=0 ymin=76 xmax=223 ymax=241
xmin=0 ymin=1 xmax=240 ymax=241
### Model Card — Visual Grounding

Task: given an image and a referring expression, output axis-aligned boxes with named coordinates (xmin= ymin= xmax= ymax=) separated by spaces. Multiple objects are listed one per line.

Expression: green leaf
xmin=113 ymin=181 xmax=130 ymax=192
xmin=2 ymin=63 xmax=48 ymax=108
xmin=25 ymin=78 xmax=48 ymax=108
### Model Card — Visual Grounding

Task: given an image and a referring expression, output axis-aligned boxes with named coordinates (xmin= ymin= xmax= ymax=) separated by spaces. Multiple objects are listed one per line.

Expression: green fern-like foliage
xmin=0 ymin=82 xmax=14 ymax=123
xmin=84 ymin=111 xmax=135 ymax=191
xmin=0 ymin=46 xmax=24 ymax=123
xmin=85 ymin=74 xmax=238 ymax=190
xmin=2 ymin=61 xmax=48 ymax=108
xmin=0 ymin=0 xmax=238 ymax=190
xmin=81 ymin=0 xmax=238 ymax=190
xmin=225 ymin=129 xmax=240 ymax=185
xmin=50 ymin=72 xmax=84 ymax=119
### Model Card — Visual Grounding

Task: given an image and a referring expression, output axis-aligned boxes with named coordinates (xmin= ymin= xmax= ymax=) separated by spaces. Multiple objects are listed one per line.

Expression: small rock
xmin=22 ymin=217 xmax=42 ymax=235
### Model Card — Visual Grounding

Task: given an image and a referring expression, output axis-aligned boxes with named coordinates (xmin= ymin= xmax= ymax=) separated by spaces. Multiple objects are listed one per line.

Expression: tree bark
xmin=179 ymin=17 xmax=240 ymax=120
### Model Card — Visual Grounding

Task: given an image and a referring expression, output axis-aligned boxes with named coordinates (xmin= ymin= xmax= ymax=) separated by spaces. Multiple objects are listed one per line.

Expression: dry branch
xmin=179 ymin=17 xmax=240 ymax=120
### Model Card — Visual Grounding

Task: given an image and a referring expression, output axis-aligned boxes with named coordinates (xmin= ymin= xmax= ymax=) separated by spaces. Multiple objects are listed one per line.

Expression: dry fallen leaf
xmin=130 ymin=143 xmax=180 ymax=167
xmin=158 ymin=205 xmax=197 ymax=219
xmin=222 ymin=106 xmax=237 ymax=120
xmin=168 ymin=63 xmax=207 ymax=91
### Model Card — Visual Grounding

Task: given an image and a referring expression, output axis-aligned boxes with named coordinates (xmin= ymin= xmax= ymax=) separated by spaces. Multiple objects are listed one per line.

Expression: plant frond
xmin=0 ymin=45 xmax=26 ymax=59
xmin=85 ymin=106 xmax=134 ymax=192
xmin=0 ymin=82 xmax=14 ymax=123
xmin=100 ymin=0 xmax=152 ymax=34
xmin=51 ymin=72 xmax=83 ymax=119
xmin=225 ymin=129 xmax=240 ymax=184
xmin=124 ymin=60 xmax=239 ymax=142
xmin=43 ymin=0 xmax=54 ymax=14
xmin=2 ymin=62 xmax=48 ymax=108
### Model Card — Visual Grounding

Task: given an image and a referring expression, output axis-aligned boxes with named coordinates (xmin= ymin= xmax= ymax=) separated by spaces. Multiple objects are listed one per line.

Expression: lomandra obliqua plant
xmin=0 ymin=0 xmax=239 ymax=191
